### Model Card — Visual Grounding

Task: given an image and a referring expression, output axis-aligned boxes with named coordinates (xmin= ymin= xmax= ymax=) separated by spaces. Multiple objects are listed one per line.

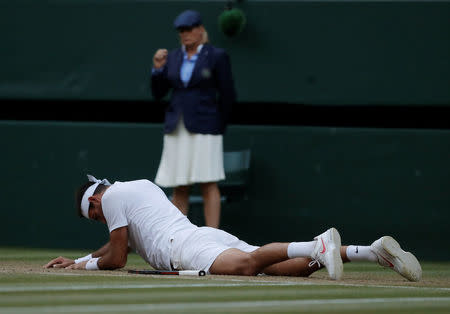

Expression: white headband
xmin=81 ymin=174 xmax=111 ymax=219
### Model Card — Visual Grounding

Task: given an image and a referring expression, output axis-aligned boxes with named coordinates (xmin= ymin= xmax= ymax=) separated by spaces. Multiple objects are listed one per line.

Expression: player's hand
xmin=43 ymin=256 xmax=75 ymax=269
xmin=65 ymin=261 xmax=88 ymax=270
xmin=153 ymin=49 xmax=168 ymax=69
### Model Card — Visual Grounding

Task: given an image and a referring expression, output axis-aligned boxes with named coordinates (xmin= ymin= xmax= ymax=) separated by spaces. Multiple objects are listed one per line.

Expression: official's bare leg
xmin=200 ymin=182 xmax=221 ymax=228
xmin=172 ymin=185 xmax=190 ymax=215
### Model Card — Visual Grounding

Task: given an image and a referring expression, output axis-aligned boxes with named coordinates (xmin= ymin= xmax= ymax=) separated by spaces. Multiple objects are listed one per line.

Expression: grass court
xmin=1 ymin=247 xmax=449 ymax=313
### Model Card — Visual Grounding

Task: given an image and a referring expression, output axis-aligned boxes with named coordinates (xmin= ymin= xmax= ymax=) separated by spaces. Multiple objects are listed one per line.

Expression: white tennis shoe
xmin=310 ymin=227 xmax=343 ymax=280
xmin=370 ymin=236 xmax=422 ymax=282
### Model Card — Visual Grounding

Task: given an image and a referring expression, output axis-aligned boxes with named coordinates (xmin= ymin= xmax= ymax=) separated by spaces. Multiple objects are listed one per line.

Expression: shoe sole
xmin=327 ymin=227 xmax=343 ymax=280
xmin=381 ymin=236 xmax=422 ymax=282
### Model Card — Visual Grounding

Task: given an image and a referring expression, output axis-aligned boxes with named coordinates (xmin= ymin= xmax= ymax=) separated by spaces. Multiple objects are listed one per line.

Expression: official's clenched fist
xmin=153 ymin=49 xmax=168 ymax=69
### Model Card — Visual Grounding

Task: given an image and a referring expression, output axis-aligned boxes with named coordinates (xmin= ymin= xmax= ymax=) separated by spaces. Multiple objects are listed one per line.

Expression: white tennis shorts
xmin=170 ymin=227 xmax=259 ymax=274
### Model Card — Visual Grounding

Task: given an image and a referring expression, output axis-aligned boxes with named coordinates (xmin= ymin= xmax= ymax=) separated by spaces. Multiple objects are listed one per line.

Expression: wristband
xmin=74 ymin=253 xmax=92 ymax=264
xmin=85 ymin=257 xmax=100 ymax=270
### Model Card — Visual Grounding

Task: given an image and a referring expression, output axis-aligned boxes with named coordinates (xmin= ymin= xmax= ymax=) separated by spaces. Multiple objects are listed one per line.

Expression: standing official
xmin=151 ymin=10 xmax=237 ymax=228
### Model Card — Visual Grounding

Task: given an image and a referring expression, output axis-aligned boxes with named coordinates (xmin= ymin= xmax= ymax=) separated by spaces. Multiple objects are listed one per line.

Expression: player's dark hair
xmin=75 ymin=182 xmax=109 ymax=218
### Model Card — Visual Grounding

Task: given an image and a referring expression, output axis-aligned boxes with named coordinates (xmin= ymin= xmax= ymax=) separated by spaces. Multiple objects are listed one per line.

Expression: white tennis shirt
xmin=101 ymin=179 xmax=197 ymax=270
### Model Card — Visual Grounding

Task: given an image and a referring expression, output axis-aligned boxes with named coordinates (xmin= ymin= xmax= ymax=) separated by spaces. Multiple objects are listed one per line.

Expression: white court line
xmin=8 ymin=270 xmax=449 ymax=291
xmin=1 ymin=282 xmax=293 ymax=292
xmin=0 ymin=281 xmax=449 ymax=293
xmin=1 ymin=297 xmax=450 ymax=313
xmin=215 ymin=277 xmax=450 ymax=292
xmin=35 ymin=271 xmax=450 ymax=291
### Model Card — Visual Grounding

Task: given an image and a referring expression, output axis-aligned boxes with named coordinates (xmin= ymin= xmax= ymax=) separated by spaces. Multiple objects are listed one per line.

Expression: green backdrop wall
xmin=1 ymin=0 xmax=449 ymax=104
xmin=1 ymin=121 xmax=449 ymax=260
xmin=2 ymin=0 xmax=449 ymax=262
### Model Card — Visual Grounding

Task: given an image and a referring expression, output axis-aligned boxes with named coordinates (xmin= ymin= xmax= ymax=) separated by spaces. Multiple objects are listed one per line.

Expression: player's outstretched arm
xmin=91 ymin=242 xmax=111 ymax=258
xmin=66 ymin=226 xmax=129 ymax=270
xmin=43 ymin=241 xmax=111 ymax=269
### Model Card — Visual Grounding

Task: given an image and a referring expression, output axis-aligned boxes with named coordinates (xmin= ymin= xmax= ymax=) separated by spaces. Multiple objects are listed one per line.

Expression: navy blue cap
xmin=173 ymin=10 xmax=203 ymax=29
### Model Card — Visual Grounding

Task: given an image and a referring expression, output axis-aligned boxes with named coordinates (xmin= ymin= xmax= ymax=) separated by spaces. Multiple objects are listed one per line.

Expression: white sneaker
xmin=310 ymin=227 xmax=343 ymax=280
xmin=370 ymin=236 xmax=422 ymax=282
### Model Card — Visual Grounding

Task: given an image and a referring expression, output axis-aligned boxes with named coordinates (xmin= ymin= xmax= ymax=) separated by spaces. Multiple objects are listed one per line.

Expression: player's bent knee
xmin=209 ymin=249 xmax=258 ymax=276
xmin=233 ymin=255 xmax=258 ymax=276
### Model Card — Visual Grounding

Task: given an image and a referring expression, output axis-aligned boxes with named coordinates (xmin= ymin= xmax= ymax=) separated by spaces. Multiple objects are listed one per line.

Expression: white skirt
xmin=154 ymin=117 xmax=225 ymax=188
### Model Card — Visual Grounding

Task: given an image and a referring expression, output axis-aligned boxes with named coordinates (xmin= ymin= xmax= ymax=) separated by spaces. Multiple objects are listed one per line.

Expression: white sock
xmin=287 ymin=241 xmax=316 ymax=258
xmin=346 ymin=245 xmax=377 ymax=262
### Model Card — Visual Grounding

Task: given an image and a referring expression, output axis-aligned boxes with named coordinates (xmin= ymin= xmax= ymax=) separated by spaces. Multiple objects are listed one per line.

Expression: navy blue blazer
xmin=151 ymin=44 xmax=236 ymax=135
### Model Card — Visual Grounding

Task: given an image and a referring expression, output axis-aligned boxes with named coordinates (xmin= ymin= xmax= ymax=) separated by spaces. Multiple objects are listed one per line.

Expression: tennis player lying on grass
xmin=44 ymin=175 xmax=422 ymax=281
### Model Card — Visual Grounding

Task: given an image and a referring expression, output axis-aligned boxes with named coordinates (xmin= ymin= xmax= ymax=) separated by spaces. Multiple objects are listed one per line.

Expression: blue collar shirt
xmin=180 ymin=44 xmax=203 ymax=87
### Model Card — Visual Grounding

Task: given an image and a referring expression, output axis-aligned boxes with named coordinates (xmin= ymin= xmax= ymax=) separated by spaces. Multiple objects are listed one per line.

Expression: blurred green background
xmin=1 ymin=1 xmax=449 ymax=260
